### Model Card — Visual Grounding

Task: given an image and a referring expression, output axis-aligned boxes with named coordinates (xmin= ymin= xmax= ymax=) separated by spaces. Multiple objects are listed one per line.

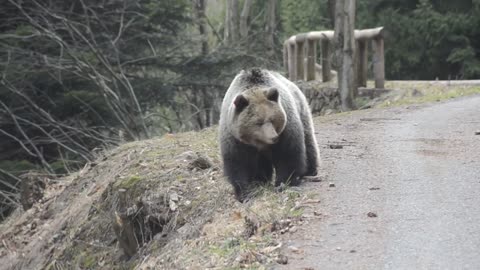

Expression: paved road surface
xmin=278 ymin=95 xmax=480 ymax=270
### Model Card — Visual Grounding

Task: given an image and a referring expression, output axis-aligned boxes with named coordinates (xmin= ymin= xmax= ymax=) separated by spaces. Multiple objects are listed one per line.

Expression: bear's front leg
xmin=253 ymin=153 xmax=273 ymax=184
xmin=272 ymin=132 xmax=307 ymax=187
xmin=221 ymin=139 xmax=259 ymax=202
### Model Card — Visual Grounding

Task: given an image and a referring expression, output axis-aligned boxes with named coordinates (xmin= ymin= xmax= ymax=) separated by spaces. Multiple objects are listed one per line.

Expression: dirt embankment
xmin=0 ymin=127 xmax=323 ymax=269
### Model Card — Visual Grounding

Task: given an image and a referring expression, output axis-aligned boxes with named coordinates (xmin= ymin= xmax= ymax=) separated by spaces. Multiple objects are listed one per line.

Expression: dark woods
xmin=0 ymin=0 xmax=280 ymax=219
xmin=1 ymin=0 xmax=480 ymax=219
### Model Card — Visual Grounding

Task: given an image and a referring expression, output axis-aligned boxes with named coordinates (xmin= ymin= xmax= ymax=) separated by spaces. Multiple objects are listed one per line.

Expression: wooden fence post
xmin=372 ymin=37 xmax=385 ymax=89
xmin=288 ymin=42 xmax=297 ymax=81
xmin=321 ymin=40 xmax=332 ymax=82
xmin=357 ymin=40 xmax=368 ymax=87
xmin=306 ymin=39 xmax=317 ymax=81
xmin=295 ymin=40 xmax=305 ymax=81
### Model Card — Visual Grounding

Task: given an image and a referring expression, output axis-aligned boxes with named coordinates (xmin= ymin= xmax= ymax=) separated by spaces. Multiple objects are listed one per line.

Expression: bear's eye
xmin=256 ymin=121 xmax=264 ymax=126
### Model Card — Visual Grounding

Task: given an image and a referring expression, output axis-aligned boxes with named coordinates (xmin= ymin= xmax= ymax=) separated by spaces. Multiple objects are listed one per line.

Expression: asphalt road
xmin=278 ymin=95 xmax=480 ymax=270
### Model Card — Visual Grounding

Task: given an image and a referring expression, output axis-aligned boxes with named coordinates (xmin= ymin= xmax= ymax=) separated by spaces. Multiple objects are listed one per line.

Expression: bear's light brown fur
xmin=219 ymin=68 xmax=319 ymax=201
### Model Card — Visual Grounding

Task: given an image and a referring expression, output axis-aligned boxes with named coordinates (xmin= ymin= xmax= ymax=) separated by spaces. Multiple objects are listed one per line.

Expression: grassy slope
xmin=371 ymin=81 xmax=480 ymax=107
xmin=0 ymin=128 xmax=317 ymax=270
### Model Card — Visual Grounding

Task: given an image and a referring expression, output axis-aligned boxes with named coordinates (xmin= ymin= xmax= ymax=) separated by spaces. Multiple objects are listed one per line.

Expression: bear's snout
xmin=262 ymin=122 xmax=279 ymax=145
xmin=270 ymin=135 xmax=279 ymax=144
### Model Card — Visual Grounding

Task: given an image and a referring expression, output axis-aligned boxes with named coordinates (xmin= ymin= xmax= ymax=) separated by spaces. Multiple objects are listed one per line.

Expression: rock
xmin=169 ymin=200 xmax=178 ymax=211
xmin=235 ymin=252 xmax=256 ymax=264
xmin=328 ymin=144 xmax=343 ymax=149
xmin=367 ymin=212 xmax=378 ymax=218
xmin=324 ymin=109 xmax=334 ymax=115
xmin=20 ymin=172 xmax=46 ymax=211
xmin=178 ymin=151 xmax=213 ymax=170
xmin=412 ymin=89 xmax=423 ymax=97
xmin=169 ymin=192 xmax=179 ymax=202
xmin=329 ymin=182 xmax=335 ymax=188
xmin=271 ymin=219 xmax=291 ymax=232
xmin=276 ymin=254 xmax=288 ymax=265
xmin=475 ymin=131 xmax=480 ymax=135
xmin=288 ymin=246 xmax=303 ymax=254
xmin=294 ymin=81 xmax=341 ymax=116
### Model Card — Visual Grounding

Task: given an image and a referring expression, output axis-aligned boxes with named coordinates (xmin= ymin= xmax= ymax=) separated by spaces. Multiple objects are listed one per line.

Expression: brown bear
xmin=219 ymin=68 xmax=319 ymax=201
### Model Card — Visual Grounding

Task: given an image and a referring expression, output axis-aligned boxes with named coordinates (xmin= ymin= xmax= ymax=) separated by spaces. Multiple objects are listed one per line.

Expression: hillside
xmin=0 ymin=127 xmax=319 ymax=269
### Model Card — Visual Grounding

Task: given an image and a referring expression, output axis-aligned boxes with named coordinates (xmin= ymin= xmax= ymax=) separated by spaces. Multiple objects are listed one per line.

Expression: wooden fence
xmin=283 ymin=27 xmax=385 ymax=88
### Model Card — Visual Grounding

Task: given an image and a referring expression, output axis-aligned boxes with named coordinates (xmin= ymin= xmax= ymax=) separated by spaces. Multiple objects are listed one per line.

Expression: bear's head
xmin=231 ymin=87 xmax=287 ymax=149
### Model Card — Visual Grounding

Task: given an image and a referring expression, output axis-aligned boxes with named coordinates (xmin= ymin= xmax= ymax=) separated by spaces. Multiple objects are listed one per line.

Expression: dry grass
xmin=0 ymin=127 xmax=320 ymax=270
xmin=367 ymin=80 xmax=480 ymax=108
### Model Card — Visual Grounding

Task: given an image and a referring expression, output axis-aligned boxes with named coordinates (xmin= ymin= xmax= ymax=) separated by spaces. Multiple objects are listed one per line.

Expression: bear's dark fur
xmin=219 ymin=68 xmax=319 ymax=201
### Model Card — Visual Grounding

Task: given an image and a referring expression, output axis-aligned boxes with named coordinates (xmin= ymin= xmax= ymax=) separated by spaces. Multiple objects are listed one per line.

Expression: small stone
xmin=412 ymin=89 xmax=423 ymax=97
xmin=329 ymin=144 xmax=343 ymax=149
xmin=350 ymin=249 xmax=357 ymax=253
xmin=169 ymin=192 xmax=179 ymax=202
xmin=289 ymin=226 xmax=298 ymax=233
xmin=336 ymin=247 xmax=342 ymax=251
xmin=276 ymin=255 xmax=288 ymax=265
xmin=313 ymin=211 xmax=321 ymax=216
xmin=369 ymin=187 xmax=380 ymax=190
xmin=329 ymin=182 xmax=335 ymax=188
xmin=288 ymin=246 xmax=300 ymax=253
xmin=169 ymin=200 xmax=178 ymax=211
xmin=475 ymin=131 xmax=480 ymax=135
xmin=52 ymin=232 xmax=63 ymax=243
xmin=367 ymin=212 xmax=377 ymax=218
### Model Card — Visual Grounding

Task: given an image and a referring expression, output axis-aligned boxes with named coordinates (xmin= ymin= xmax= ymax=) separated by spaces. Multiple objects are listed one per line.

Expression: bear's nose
xmin=271 ymin=136 xmax=279 ymax=143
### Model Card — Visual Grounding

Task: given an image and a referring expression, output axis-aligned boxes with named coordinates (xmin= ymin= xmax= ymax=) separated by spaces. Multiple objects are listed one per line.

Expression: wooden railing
xmin=283 ymin=27 xmax=385 ymax=88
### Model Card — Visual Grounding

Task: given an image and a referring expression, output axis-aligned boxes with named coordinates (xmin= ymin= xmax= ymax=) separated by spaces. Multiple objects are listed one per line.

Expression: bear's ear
xmin=233 ymin=94 xmax=249 ymax=111
xmin=266 ymin=88 xmax=279 ymax=102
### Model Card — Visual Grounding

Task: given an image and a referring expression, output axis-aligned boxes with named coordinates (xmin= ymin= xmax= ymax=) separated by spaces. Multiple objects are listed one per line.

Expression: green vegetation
xmin=115 ymin=175 xmax=143 ymax=190
xmin=380 ymin=84 xmax=480 ymax=107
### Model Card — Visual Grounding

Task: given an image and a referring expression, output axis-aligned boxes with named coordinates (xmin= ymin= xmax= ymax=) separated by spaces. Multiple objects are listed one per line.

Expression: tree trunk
xmin=334 ymin=0 xmax=356 ymax=111
xmin=321 ymin=40 xmax=332 ymax=82
xmin=265 ymin=0 xmax=277 ymax=56
xmin=194 ymin=0 xmax=208 ymax=55
xmin=240 ymin=0 xmax=252 ymax=39
xmin=224 ymin=0 xmax=240 ymax=44
xmin=327 ymin=0 xmax=336 ymax=28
